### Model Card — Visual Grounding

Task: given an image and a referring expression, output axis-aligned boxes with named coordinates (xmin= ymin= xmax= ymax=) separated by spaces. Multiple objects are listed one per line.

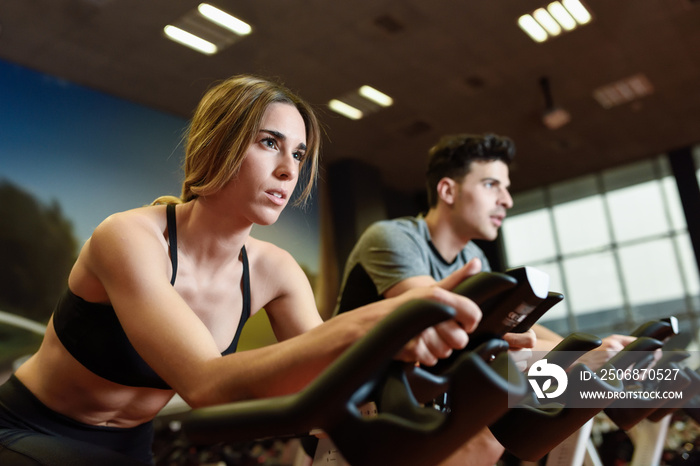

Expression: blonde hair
xmin=153 ymin=75 xmax=321 ymax=206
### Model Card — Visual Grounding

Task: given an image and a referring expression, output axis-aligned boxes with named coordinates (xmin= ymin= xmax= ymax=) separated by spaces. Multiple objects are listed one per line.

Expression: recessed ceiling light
xmin=547 ymin=2 xmax=576 ymax=30
xmin=592 ymin=74 xmax=654 ymax=109
xmin=198 ymin=3 xmax=252 ymax=36
xmin=562 ymin=0 xmax=592 ymax=24
xmin=329 ymin=85 xmax=394 ymax=120
xmin=533 ymin=8 xmax=562 ymax=36
xmin=519 ymin=0 xmax=592 ymax=42
xmin=358 ymin=85 xmax=393 ymax=107
xmin=328 ymin=100 xmax=363 ymax=120
xmin=163 ymin=25 xmax=217 ymax=55
xmin=518 ymin=15 xmax=548 ymax=43
xmin=164 ymin=4 xmax=252 ymax=55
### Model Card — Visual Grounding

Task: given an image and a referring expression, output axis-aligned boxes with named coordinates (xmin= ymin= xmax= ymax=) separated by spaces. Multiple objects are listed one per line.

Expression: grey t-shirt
xmin=335 ymin=216 xmax=490 ymax=315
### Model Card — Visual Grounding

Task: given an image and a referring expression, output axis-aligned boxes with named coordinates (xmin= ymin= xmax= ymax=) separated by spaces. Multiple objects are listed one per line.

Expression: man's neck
xmin=423 ymin=208 xmax=471 ymax=263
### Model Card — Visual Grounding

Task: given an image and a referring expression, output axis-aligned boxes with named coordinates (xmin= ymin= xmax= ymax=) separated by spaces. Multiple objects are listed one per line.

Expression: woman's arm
xmin=247 ymin=239 xmax=324 ymax=341
xmin=83 ymin=213 xmax=482 ymax=408
xmin=85 ymin=213 xmax=341 ymax=405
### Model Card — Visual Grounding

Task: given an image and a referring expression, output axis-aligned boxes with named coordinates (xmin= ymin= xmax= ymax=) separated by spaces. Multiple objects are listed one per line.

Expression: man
xmin=334 ymin=133 xmax=631 ymax=465
xmin=336 ymin=133 xmax=514 ymax=315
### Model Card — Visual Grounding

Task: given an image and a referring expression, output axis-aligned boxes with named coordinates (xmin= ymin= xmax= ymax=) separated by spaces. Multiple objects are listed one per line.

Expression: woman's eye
xmin=262 ymin=138 xmax=277 ymax=149
xmin=293 ymin=151 xmax=305 ymax=161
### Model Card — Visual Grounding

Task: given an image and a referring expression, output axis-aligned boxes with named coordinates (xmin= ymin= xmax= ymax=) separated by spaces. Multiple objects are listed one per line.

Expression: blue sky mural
xmin=0 ymin=58 xmax=320 ymax=273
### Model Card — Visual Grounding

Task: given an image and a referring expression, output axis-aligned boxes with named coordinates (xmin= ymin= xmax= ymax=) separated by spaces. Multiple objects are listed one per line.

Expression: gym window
xmin=500 ymin=147 xmax=700 ymax=341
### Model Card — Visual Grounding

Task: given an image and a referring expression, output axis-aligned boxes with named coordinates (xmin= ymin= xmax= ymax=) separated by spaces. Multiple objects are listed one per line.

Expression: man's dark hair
xmin=425 ymin=133 xmax=515 ymax=207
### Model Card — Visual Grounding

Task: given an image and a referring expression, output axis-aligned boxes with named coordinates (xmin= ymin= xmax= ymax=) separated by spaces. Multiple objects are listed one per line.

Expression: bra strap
xmin=240 ymin=245 xmax=251 ymax=321
xmin=222 ymin=245 xmax=251 ymax=355
xmin=166 ymin=204 xmax=178 ymax=286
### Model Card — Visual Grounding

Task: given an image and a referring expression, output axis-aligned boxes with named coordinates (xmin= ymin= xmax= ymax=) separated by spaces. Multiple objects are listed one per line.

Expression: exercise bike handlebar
xmin=181 ymin=298 xmax=457 ymax=444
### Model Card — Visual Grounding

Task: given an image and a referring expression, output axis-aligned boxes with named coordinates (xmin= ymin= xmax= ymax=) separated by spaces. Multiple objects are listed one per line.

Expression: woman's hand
xmin=390 ymin=286 xmax=482 ymax=366
xmin=365 ymin=257 xmax=485 ymax=366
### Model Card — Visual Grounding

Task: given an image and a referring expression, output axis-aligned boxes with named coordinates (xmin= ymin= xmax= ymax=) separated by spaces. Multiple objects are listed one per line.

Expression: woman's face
xmin=224 ymin=102 xmax=307 ymax=226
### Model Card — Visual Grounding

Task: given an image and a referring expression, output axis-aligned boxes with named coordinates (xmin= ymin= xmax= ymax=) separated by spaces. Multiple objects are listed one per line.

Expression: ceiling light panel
xmin=533 ymin=8 xmax=562 ymax=36
xmin=518 ymin=0 xmax=592 ymax=42
xmin=328 ymin=100 xmax=363 ymax=120
xmin=518 ymin=15 xmax=548 ymax=42
xmin=329 ymin=85 xmax=394 ymax=120
xmin=358 ymin=85 xmax=393 ymax=107
xmin=592 ymin=74 xmax=654 ymax=109
xmin=198 ymin=3 xmax=252 ymax=36
xmin=562 ymin=0 xmax=592 ymax=24
xmin=164 ymin=4 xmax=252 ymax=55
xmin=164 ymin=25 xmax=217 ymax=55
xmin=547 ymin=2 xmax=576 ymax=30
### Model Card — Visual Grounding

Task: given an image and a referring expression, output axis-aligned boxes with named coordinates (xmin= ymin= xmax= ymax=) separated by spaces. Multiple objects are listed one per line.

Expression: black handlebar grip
xmin=511 ymin=291 xmax=564 ymax=334
xmin=545 ymin=332 xmax=602 ymax=370
xmin=631 ymin=316 xmax=679 ymax=341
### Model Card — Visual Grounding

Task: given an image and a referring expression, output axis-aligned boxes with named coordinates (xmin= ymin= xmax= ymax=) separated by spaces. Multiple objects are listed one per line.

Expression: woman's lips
xmin=265 ymin=190 xmax=287 ymax=206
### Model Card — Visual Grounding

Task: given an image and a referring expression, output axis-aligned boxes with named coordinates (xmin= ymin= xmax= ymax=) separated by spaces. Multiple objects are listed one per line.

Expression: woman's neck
xmin=175 ymin=198 xmax=252 ymax=264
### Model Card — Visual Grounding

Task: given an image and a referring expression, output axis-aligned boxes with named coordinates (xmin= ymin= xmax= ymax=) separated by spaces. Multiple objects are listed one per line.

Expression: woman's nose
xmin=275 ymin=152 xmax=298 ymax=180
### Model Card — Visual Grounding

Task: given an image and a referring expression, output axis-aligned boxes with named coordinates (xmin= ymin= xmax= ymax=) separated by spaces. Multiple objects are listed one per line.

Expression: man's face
xmin=450 ymin=160 xmax=513 ymax=241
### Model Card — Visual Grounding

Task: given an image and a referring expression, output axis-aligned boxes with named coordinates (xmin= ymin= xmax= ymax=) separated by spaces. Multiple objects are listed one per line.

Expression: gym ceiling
xmin=1 ymin=0 xmax=699 ymax=194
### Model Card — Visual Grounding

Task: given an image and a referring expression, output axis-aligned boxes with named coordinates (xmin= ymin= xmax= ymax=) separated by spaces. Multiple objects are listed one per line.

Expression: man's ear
xmin=436 ymin=177 xmax=457 ymax=205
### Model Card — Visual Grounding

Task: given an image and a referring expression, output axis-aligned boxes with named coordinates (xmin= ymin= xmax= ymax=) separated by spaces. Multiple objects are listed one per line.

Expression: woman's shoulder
xmin=94 ymin=205 xmax=167 ymax=238
xmin=86 ymin=205 xmax=169 ymax=262
xmin=244 ymin=237 xmax=314 ymax=309
xmin=71 ymin=206 xmax=171 ymax=298
xmin=244 ymin=238 xmax=310 ymax=288
xmin=245 ymin=237 xmax=298 ymax=268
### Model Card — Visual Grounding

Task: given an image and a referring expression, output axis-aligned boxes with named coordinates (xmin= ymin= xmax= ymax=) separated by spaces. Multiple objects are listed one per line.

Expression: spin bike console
xmin=430 ymin=266 xmax=555 ymax=375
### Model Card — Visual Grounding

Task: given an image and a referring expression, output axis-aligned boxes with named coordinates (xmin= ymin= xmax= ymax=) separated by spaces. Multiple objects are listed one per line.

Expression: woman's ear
xmin=436 ymin=177 xmax=457 ymax=205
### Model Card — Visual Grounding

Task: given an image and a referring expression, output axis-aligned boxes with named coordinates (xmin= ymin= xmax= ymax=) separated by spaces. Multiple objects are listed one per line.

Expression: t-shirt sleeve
xmin=355 ymin=221 xmax=430 ymax=296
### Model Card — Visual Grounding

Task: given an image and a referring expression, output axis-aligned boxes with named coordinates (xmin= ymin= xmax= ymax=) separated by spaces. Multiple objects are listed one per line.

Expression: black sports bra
xmin=52 ymin=204 xmax=251 ymax=389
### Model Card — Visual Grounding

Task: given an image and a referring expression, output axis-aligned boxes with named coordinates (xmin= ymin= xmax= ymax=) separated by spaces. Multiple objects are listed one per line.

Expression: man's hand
xmin=578 ymin=334 xmax=637 ymax=370
xmin=503 ymin=329 xmax=537 ymax=350
xmin=504 ymin=329 xmax=536 ymax=371
xmin=436 ymin=257 xmax=483 ymax=291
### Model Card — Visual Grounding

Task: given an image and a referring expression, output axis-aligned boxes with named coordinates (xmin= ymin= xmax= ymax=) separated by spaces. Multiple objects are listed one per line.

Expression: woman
xmin=0 ymin=75 xmax=481 ymax=465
